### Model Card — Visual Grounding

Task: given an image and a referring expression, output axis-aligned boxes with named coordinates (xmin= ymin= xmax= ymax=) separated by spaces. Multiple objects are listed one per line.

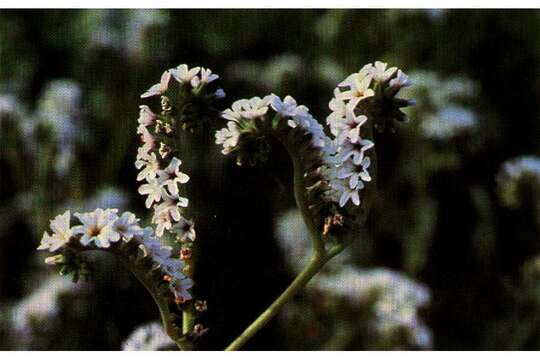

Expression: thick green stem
xmin=225 ymin=254 xmax=328 ymax=351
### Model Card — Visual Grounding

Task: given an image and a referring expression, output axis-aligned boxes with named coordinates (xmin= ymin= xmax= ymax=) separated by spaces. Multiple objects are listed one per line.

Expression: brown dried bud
xmin=174 ymin=296 xmax=185 ymax=305
xmin=193 ymin=324 xmax=208 ymax=337
xmin=195 ymin=300 xmax=208 ymax=312
xmin=180 ymin=248 xmax=192 ymax=260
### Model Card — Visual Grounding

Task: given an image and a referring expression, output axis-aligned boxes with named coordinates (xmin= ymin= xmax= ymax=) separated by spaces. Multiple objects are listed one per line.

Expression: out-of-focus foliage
xmin=1 ymin=9 xmax=540 ymax=350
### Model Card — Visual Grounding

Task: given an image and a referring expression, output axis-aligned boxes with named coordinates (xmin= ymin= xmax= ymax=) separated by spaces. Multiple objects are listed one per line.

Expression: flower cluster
xmin=497 ymin=155 xmax=540 ymax=208
xmin=322 ymin=61 xmax=412 ymax=207
xmin=215 ymin=61 xmax=413 ymax=214
xmin=37 ymin=208 xmax=193 ymax=303
xmin=122 ymin=322 xmax=175 ymax=351
xmin=141 ymin=64 xmax=223 ymax=100
xmin=136 ymin=64 xmax=218 ymax=242
xmin=314 ymin=266 xmax=433 ymax=349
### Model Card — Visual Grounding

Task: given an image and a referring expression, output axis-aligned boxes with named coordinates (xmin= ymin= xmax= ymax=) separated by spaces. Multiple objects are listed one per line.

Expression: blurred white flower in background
xmin=314 ymin=266 xmax=433 ymax=349
xmin=421 ymin=106 xmax=477 ymax=140
xmin=83 ymin=187 xmax=130 ymax=212
xmin=8 ymin=276 xmax=86 ymax=349
xmin=227 ymin=53 xmax=302 ymax=91
xmin=122 ymin=322 xmax=174 ymax=351
xmin=37 ymin=79 xmax=83 ymax=176
xmin=0 ymin=94 xmax=19 ymax=119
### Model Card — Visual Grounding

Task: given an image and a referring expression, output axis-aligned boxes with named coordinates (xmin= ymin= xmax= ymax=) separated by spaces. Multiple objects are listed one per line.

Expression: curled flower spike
xmin=135 ymin=64 xmax=219 ymax=239
xmin=38 ymin=208 xmax=194 ymax=350
xmin=134 ymin=64 xmax=224 ymax=348
xmin=39 ymin=61 xmax=415 ymax=351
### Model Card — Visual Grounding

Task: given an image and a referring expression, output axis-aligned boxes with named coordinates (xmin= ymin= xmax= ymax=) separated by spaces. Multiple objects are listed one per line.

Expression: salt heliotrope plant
xmin=38 ymin=61 xmax=414 ymax=350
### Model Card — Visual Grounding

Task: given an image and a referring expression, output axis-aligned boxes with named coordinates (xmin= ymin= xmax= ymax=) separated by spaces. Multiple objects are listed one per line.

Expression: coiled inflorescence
xmin=215 ymin=61 xmax=414 ymax=235
xmin=137 ymin=64 xmax=223 ymax=241
xmin=37 ymin=209 xmax=193 ymax=303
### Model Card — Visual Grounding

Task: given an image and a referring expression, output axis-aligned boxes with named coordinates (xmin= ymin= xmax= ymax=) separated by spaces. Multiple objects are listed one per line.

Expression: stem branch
xmin=225 ymin=255 xmax=323 ymax=351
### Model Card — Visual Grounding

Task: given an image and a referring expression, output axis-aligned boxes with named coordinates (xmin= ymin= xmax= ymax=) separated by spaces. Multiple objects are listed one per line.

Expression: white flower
xmin=138 ymin=179 xmax=166 ymax=208
xmin=152 ymin=210 xmax=174 ymax=237
xmin=169 ymin=276 xmax=194 ymax=301
xmin=329 ymin=156 xmax=372 ymax=207
xmin=135 ymin=152 xmax=160 ymax=182
xmin=122 ymin=322 xmax=174 ymax=351
xmin=151 ymin=193 xmax=188 ymax=236
xmin=337 ymin=156 xmax=372 ymax=189
xmin=137 ymin=105 xmax=156 ymax=127
xmin=334 ymin=108 xmax=368 ymax=145
xmin=160 ymin=258 xmax=186 ymax=277
xmin=215 ymin=121 xmax=241 ymax=155
xmin=338 ymin=183 xmax=361 ymax=207
xmin=222 ymin=96 xmax=271 ymax=121
xmin=141 ymin=71 xmax=171 ymax=98
xmin=156 ymin=157 xmax=190 ymax=196
xmin=136 ymin=143 xmax=153 ymax=162
xmin=170 ymin=64 xmax=201 ymax=84
xmin=290 ymin=105 xmax=313 ymax=129
xmin=172 ymin=216 xmax=196 ymax=242
xmin=139 ymin=237 xmax=172 ymax=260
xmin=73 ymin=208 xmax=120 ymax=248
xmin=155 ymin=196 xmax=185 ymax=221
xmin=38 ymin=210 xmax=73 ymax=252
xmin=113 ymin=212 xmax=143 ymax=241
xmin=337 ymin=71 xmax=374 ymax=109
xmin=327 ymin=88 xmax=348 ymax=130
xmin=336 ymin=138 xmax=374 ymax=165
xmin=137 ymin=124 xmax=155 ymax=149
xmin=191 ymin=67 xmax=219 ymax=87
xmin=369 ymin=61 xmax=397 ymax=83
xmin=270 ymin=95 xmax=298 ymax=118
xmin=389 ymin=69 xmax=411 ymax=88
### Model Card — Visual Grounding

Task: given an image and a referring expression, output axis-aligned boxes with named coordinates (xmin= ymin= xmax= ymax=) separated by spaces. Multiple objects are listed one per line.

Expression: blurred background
xmin=1 ymin=9 xmax=540 ymax=350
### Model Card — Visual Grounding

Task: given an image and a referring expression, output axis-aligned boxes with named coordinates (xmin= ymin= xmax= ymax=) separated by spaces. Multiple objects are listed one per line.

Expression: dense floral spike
xmin=215 ymin=61 xmax=414 ymax=235
xmin=135 ymin=63 xmax=223 ymax=240
xmin=37 ymin=209 xmax=194 ymax=303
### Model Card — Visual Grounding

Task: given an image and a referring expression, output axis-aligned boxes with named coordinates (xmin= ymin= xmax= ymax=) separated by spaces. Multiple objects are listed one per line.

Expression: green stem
xmin=225 ymin=254 xmax=322 ymax=351
xmin=279 ymin=133 xmax=324 ymax=254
